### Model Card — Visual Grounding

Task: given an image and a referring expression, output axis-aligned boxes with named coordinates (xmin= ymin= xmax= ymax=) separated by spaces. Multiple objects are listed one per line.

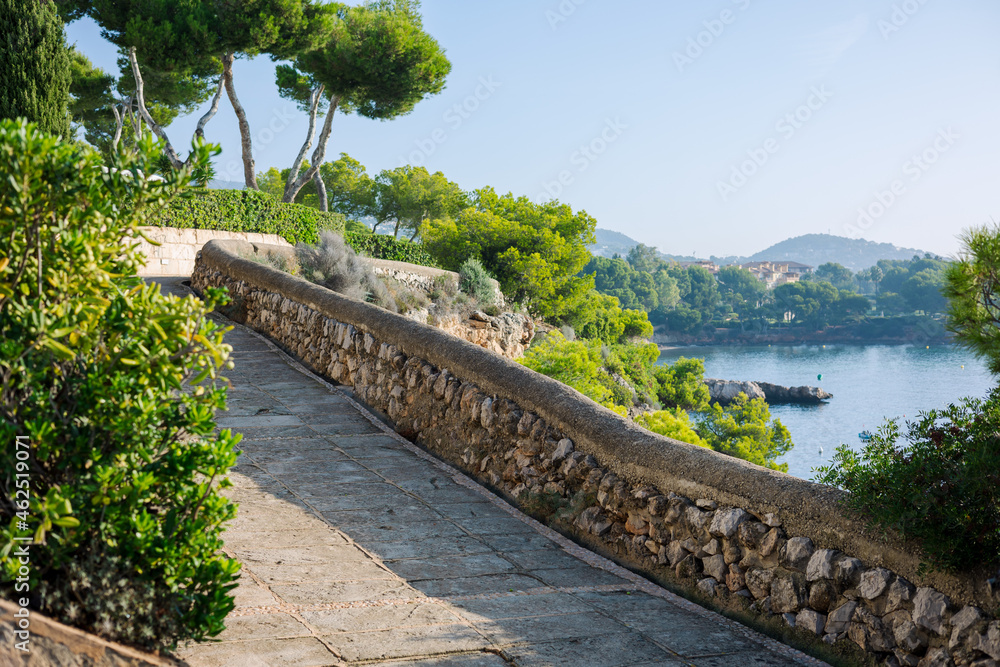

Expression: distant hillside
xmin=716 ymin=234 xmax=932 ymax=272
xmin=591 ymin=230 xmax=933 ymax=272
xmin=589 ymin=229 xmax=641 ymax=258
xmin=589 ymin=229 xmax=699 ymax=262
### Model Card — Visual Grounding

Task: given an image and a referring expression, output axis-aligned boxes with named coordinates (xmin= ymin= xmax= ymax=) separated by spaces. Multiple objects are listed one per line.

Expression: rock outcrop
xmin=705 ymin=378 xmax=832 ymax=405
xmin=704 ymin=378 xmax=766 ymax=403
xmin=421 ymin=309 xmax=534 ymax=360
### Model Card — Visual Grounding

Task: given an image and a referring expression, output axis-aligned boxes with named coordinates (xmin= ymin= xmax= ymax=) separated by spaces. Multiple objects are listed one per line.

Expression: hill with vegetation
xmin=592 ymin=230 xmax=932 ymax=272
xmin=712 ymin=233 xmax=932 ymax=271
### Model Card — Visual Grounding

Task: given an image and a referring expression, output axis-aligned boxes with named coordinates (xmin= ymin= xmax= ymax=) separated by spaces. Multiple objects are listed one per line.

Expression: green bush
xmin=696 ymin=393 xmax=793 ymax=472
xmin=344 ymin=229 xmax=437 ymax=266
xmin=654 ymin=357 xmax=711 ymax=411
xmin=814 ymin=391 xmax=1000 ymax=572
xmin=0 ymin=120 xmax=240 ymax=650
xmin=635 ymin=409 xmax=709 ymax=448
xmin=152 ymin=188 xmax=346 ymax=244
xmin=458 ymin=258 xmax=498 ymax=305
xmin=0 ymin=0 xmax=71 ymax=137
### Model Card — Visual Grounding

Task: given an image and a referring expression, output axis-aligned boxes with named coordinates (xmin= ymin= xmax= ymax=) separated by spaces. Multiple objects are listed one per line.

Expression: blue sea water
xmin=656 ymin=344 xmax=995 ymax=480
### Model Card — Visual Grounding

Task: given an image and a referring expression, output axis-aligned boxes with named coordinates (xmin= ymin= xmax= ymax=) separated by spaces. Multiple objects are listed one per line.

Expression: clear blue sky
xmin=66 ymin=0 xmax=1000 ymax=258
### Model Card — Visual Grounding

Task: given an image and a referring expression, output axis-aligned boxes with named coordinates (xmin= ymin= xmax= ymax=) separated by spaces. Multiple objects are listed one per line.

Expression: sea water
xmin=657 ymin=344 xmax=994 ymax=480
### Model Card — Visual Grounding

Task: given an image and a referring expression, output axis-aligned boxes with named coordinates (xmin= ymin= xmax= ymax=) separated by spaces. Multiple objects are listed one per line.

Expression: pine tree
xmin=0 ymin=0 xmax=71 ymax=136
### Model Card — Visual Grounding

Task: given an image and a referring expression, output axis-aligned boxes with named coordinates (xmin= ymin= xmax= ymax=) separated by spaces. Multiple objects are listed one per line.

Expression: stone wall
xmin=193 ymin=240 xmax=1000 ymax=667
xmin=0 ymin=599 xmax=177 ymax=666
xmin=136 ymin=226 xmax=291 ymax=277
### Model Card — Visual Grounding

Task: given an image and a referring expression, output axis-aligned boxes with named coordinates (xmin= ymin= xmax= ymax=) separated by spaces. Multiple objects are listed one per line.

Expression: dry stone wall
xmin=194 ymin=240 xmax=1000 ymax=667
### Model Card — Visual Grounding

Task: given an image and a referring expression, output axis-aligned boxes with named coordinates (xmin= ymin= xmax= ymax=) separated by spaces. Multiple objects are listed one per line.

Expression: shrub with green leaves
xmin=696 ymin=393 xmax=793 ymax=472
xmin=654 ymin=357 xmax=711 ymax=411
xmin=344 ymin=229 xmax=438 ymax=266
xmin=458 ymin=258 xmax=498 ymax=305
xmin=152 ymin=188 xmax=343 ymax=244
xmin=814 ymin=392 xmax=1000 ymax=572
xmin=0 ymin=120 xmax=240 ymax=650
xmin=518 ymin=332 xmax=627 ymax=416
xmin=635 ymin=409 xmax=708 ymax=448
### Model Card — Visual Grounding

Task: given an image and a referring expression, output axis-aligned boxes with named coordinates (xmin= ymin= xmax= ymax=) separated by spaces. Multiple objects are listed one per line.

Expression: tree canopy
xmin=423 ymin=188 xmax=596 ymax=319
xmin=280 ymin=0 xmax=451 ymax=203
xmin=944 ymin=224 xmax=1000 ymax=374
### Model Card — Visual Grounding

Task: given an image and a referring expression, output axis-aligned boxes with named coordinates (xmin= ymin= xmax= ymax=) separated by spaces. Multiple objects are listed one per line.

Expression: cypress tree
xmin=0 ymin=0 xmax=71 ymax=136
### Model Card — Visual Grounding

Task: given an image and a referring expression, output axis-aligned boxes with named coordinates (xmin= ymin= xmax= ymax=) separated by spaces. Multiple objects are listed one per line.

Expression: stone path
xmin=160 ymin=279 xmax=827 ymax=667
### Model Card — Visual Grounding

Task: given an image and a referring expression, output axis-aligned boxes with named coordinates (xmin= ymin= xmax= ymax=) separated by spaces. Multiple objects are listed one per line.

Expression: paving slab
xmin=154 ymin=278 xmax=829 ymax=667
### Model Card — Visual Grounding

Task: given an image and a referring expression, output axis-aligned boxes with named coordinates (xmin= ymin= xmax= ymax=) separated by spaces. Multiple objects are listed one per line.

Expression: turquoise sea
xmin=656 ymin=344 xmax=995 ymax=480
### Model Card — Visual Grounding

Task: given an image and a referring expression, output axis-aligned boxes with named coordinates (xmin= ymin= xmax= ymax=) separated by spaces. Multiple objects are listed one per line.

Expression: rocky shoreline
xmin=705 ymin=378 xmax=833 ymax=405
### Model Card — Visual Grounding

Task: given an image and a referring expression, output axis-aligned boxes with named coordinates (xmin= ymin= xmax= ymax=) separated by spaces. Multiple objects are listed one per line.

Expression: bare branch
xmin=283 ymin=84 xmax=324 ymax=202
xmin=285 ymin=96 xmax=339 ymax=204
xmin=195 ymin=72 xmax=226 ymax=140
xmin=127 ymin=47 xmax=183 ymax=168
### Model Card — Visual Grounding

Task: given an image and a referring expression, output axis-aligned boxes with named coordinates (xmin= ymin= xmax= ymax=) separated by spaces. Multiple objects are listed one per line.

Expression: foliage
xmin=152 ymin=189 xmax=344 ymax=244
xmin=343 ymin=229 xmax=437 ymax=266
xmin=944 ymin=223 xmax=1000 ymax=374
xmin=518 ymin=333 xmax=626 ymax=415
xmin=321 ymin=153 xmax=376 ymax=219
xmin=0 ymin=0 xmax=71 ymax=137
xmin=715 ymin=266 xmax=767 ymax=320
xmin=814 ymin=391 xmax=1000 ymax=572
xmin=653 ymin=357 xmax=710 ymax=411
xmin=874 ymin=255 xmax=949 ymax=312
xmin=583 ymin=255 xmax=680 ymax=317
xmin=370 ymin=165 xmax=468 ymax=239
xmin=0 ymin=120 xmax=239 ymax=649
xmin=458 ymin=258 xmax=498 ymax=305
xmin=635 ymin=410 xmax=709 ymax=449
xmin=296 ymin=231 xmax=393 ymax=310
xmin=423 ymin=188 xmax=597 ymax=320
xmin=807 ymin=262 xmax=856 ymax=292
xmin=278 ymin=1 xmax=451 ymax=201
xmin=769 ymin=281 xmax=870 ymax=328
xmin=296 ymin=1 xmax=451 ymax=120
xmin=696 ymin=394 xmax=793 ymax=472
xmin=68 ymin=47 xmax=117 ymax=153
xmin=566 ymin=291 xmax=652 ymax=346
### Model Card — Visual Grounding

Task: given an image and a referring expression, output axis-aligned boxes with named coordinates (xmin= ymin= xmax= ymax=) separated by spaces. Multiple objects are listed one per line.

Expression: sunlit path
xmin=156 ymin=279 xmax=827 ymax=667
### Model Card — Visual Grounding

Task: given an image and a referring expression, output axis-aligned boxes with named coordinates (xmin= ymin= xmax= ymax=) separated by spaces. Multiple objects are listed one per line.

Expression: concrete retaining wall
xmin=193 ymin=239 xmax=1000 ymax=667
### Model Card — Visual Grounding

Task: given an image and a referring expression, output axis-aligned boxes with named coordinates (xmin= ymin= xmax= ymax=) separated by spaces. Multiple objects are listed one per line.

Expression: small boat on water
xmin=858 ymin=430 xmax=873 ymax=442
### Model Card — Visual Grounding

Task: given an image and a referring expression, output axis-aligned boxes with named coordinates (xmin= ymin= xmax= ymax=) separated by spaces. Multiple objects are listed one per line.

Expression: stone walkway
xmin=160 ymin=279 xmax=827 ymax=667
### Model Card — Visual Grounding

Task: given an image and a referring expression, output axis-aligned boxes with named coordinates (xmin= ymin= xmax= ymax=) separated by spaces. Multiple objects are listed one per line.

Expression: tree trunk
xmin=222 ymin=53 xmax=258 ymax=190
xmin=282 ymin=84 xmax=324 ymax=202
xmin=313 ymin=170 xmax=328 ymax=212
xmin=285 ymin=96 xmax=339 ymax=204
xmin=195 ymin=71 xmax=226 ymax=140
xmin=128 ymin=47 xmax=183 ymax=168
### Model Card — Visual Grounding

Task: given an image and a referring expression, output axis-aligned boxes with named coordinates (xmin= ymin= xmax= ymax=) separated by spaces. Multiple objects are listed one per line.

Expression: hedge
xmin=151 ymin=189 xmax=345 ymax=245
xmin=344 ymin=230 xmax=438 ymax=267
